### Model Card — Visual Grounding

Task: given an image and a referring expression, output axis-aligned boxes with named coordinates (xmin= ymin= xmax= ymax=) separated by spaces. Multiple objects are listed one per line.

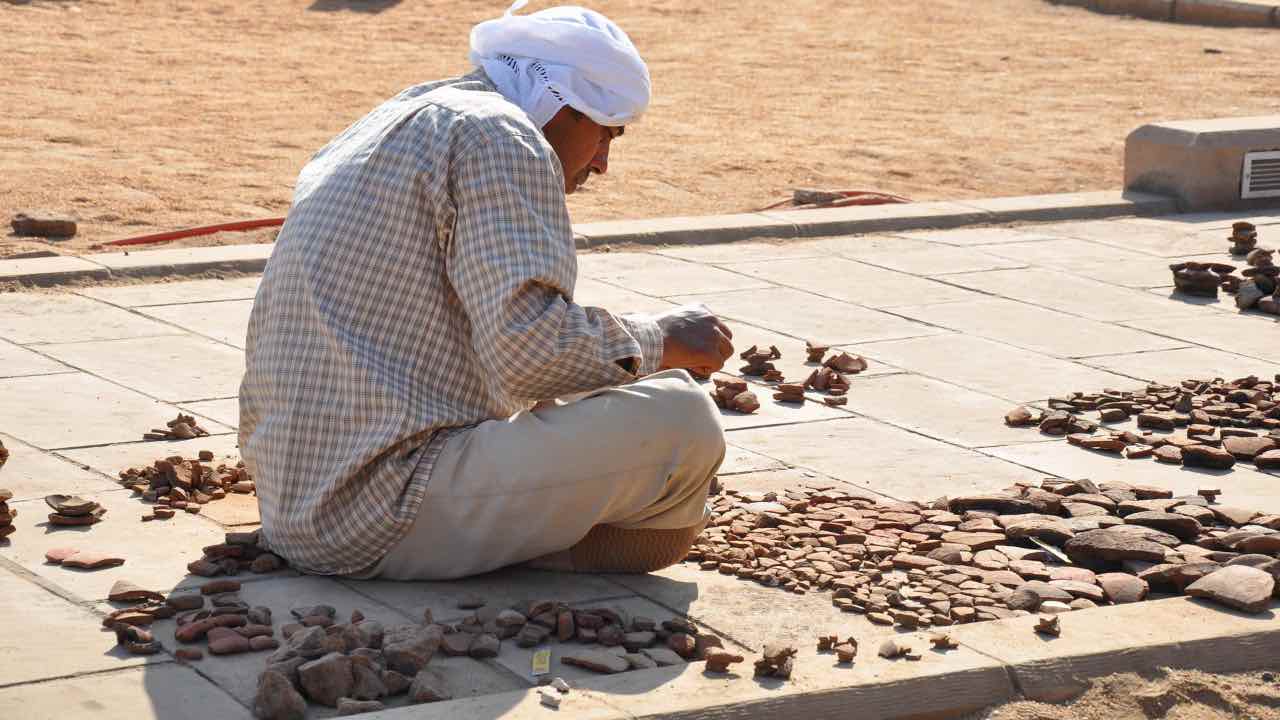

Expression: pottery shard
xmin=562 ymin=650 xmax=630 ymax=674
xmin=1223 ymin=436 xmax=1277 ymax=460
xmin=45 ymin=494 xmax=98 ymax=516
xmin=200 ymin=579 xmax=241 ymax=595
xmin=1137 ymin=413 xmax=1176 ymax=431
xmin=175 ymin=614 xmax=246 ymax=643
xmin=1096 ymin=573 xmax=1148 ymax=604
xmin=108 ymin=580 xmax=165 ymax=603
xmin=1005 ymin=407 xmax=1037 ymax=427
xmin=254 ymin=670 xmax=307 ymax=720
xmin=382 ymin=624 xmax=442 ymax=675
xmin=1002 ymin=515 xmax=1074 ymax=545
xmin=949 ymin=494 xmax=1036 ymax=515
xmin=1212 ymin=506 xmax=1260 ymax=527
xmin=703 ymin=648 xmax=745 ymax=673
xmin=941 ymin=531 xmax=1007 ymax=551
xmin=1254 ymin=450 xmax=1280 ymax=470
xmin=337 ymin=699 xmax=386 ymax=717
xmin=408 ymin=668 xmax=452 ymax=703
xmin=1124 ymin=512 xmax=1201 ymax=542
xmin=61 ymin=552 xmax=125 ymax=570
xmin=299 ymin=652 xmax=354 ymax=707
xmin=556 ymin=610 xmax=575 ymax=642
xmin=166 ymin=593 xmax=204 ymax=611
xmin=1180 ymin=444 xmax=1236 ymax=470
xmin=251 ymin=636 xmax=281 ymax=652
xmin=208 ymin=626 xmax=252 ymax=655
xmin=44 ymin=547 xmax=82 ymax=564
xmin=1186 ymin=566 xmax=1276 ymax=614
xmin=1064 ymin=529 xmax=1168 ymax=566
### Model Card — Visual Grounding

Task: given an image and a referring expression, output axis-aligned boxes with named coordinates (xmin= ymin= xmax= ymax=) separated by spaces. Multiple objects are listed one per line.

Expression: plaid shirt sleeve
xmin=446 ymin=130 xmax=664 ymax=404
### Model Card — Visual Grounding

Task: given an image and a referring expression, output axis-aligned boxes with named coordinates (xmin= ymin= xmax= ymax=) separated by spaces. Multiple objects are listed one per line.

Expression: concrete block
xmin=759 ymin=201 xmax=991 ymax=238
xmin=90 ymin=243 xmax=274 ymax=276
xmin=0 ymin=255 xmax=108 ymax=285
xmin=957 ymin=190 xmax=1175 ymax=222
xmin=1125 ymin=116 xmax=1280 ymax=212
xmin=573 ymin=214 xmax=797 ymax=248
xmin=1174 ymin=0 xmax=1278 ymax=26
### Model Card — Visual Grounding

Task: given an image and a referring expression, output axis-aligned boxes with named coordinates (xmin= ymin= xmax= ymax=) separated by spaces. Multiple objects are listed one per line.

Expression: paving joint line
xmin=0 ymin=662 xmax=171 ymax=693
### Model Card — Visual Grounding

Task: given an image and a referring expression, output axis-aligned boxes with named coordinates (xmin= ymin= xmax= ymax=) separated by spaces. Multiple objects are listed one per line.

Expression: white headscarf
xmin=469 ymin=1 xmax=650 ymax=128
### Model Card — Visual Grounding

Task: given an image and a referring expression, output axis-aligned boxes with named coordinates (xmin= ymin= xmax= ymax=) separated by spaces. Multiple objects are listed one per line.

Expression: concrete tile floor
xmin=1 ymin=212 xmax=1278 ymax=718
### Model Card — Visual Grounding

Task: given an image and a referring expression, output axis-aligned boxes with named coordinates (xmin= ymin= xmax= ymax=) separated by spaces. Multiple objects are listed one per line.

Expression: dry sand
xmin=2 ymin=0 xmax=1278 ymax=256
xmin=968 ymin=669 xmax=1280 ymax=720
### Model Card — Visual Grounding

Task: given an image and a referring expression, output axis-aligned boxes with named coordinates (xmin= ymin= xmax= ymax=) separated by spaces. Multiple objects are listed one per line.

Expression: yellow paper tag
xmin=531 ymin=649 xmax=551 ymax=676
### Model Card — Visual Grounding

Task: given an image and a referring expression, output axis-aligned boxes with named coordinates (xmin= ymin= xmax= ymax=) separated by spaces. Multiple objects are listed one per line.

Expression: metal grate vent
xmin=1242 ymin=150 xmax=1280 ymax=199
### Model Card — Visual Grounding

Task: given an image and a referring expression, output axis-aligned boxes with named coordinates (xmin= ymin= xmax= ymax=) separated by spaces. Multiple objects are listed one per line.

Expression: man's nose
xmin=590 ymin=142 xmax=610 ymax=175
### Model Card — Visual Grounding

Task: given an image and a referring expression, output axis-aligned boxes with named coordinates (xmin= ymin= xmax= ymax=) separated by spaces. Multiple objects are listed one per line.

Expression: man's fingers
xmin=713 ymin=317 xmax=733 ymax=340
xmin=714 ymin=328 xmax=734 ymax=361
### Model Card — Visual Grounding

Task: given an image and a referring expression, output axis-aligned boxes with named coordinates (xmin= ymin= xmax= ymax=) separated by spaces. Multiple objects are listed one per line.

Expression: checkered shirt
xmin=239 ymin=71 xmax=663 ymax=576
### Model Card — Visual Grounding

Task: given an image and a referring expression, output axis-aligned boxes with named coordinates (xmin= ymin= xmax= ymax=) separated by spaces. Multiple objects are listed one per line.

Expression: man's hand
xmin=653 ymin=304 xmax=734 ymax=378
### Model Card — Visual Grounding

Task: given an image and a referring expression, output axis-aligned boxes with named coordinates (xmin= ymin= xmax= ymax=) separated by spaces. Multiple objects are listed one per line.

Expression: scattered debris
xmin=117 ymin=453 xmax=255 ymax=521
xmin=772 ymin=383 xmax=807 ymax=405
xmin=143 ymin=413 xmax=212 ymax=442
xmin=824 ymin=352 xmax=868 ymax=375
xmin=753 ymin=643 xmax=797 ymax=679
xmin=739 ymin=345 xmax=784 ymax=382
xmin=805 ymin=341 xmax=830 ymax=363
xmin=1169 ymin=261 xmax=1234 ymax=298
xmin=1005 ymin=375 xmax=1280 ymax=474
xmin=690 ymin=478 xmax=1280 ymax=632
xmin=45 ymin=493 xmax=106 ymax=526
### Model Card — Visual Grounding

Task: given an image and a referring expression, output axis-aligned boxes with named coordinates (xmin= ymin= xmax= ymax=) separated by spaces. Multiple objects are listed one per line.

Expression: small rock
xmin=1034 ymin=615 xmax=1060 ymax=637
xmin=703 ymin=648 xmax=745 ymax=673
xmin=539 ymin=691 xmax=562 ymax=709
xmin=408 ymin=668 xmax=452 ymax=703
xmin=1181 ymin=444 xmax=1236 ymax=470
xmin=11 ymin=211 xmax=77 ymax=238
xmin=254 ymin=670 xmax=307 ymax=720
xmin=299 ymin=652 xmax=354 ymax=707
xmin=1096 ymin=573 xmax=1149 ymax=604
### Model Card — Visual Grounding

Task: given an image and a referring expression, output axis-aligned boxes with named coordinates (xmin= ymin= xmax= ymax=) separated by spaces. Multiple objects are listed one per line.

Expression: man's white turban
xmin=470 ymin=1 xmax=650 ymax=128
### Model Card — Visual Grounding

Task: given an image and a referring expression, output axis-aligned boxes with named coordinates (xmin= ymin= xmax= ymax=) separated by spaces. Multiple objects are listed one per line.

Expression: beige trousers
xmin=364 ymin=369 xmax=725 ymax=581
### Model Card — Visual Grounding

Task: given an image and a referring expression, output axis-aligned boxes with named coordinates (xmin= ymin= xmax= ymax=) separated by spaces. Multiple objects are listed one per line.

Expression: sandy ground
xmin=2 ymin=0 xmax=1278 ymax=256
xmin=969 ymin=669 xmax=1280 ymax=720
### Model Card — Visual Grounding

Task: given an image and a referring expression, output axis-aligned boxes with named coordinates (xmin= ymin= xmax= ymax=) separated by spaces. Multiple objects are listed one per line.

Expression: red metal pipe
xmin=103 ymin=217 xmax=286 ymax=247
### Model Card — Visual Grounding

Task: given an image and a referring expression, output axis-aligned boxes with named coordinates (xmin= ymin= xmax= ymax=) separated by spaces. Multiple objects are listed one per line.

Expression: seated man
xmin=239 ymin=4 xmax=733 ymax=581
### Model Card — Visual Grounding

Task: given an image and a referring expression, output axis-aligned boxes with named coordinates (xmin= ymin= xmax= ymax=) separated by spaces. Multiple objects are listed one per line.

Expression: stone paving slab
xmin=0 ymin=567 xmax=158 ymax=687
xmin=138 ymin=299 xmax=252 ymax=349
xmin=0 ymin=340 xmax=73 ymax=378
xmin=0 ymin=663 xmax=253 ymax=720
xmin=848 ymin=242 xmax=1028 ymax=275
xmin=846 ymin=333 xmax=1139 ymax=403
xmin=39 ymin=335 xmax=246 ymax=402
xmin=0 ymin=489 xmax=231 ymax=601
xmin=179 ymin=397 xmax=241 ymax=430
xmin=0 ymin=433 xmax=118 ymax=501
xmin=654 ymin=233 xmax=938 ymax=265
xmin=941 ymin=267 xmax=1196 ymax=322
xmin=1080 ymin=346 xmax=1280 ymax=382
xmin=888 ymin=297 xmax=1185 ymax=360
xmin=0 ymin=373 xmax=185 ymax=449
xmin=578 ymin=251 xmax=771 ymax=297
xmin=727 ymin=417 xmax=1044 ymax=501
xmin=0 ymin=254 xmax=109 ymax=284
xmin=1121 ymin=313 xmax=1280 ymax=363
xmin=574 ymin=277 xmax=677 ymax=315
xmin=721 ymin=256 xmax=984 ymax=308
xmin=830 ymin=373 xmax=1055 ymax=448
xmin=0 ymin=293 xmax=180 ymax=345
xmin=76 ymin=276 xmax=262 ymax=307
xmin=672 ymin=286 xmax=946 ymax=346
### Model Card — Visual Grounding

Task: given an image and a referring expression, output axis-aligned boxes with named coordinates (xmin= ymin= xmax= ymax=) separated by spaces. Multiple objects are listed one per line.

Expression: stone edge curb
xmin=356 ymin=596 xmax=1279 ymax=720
xmin=1 ymin=191 xmax=1175 ymax=286
xmin=1050 ymin=0 xmax=1280 ymax=27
